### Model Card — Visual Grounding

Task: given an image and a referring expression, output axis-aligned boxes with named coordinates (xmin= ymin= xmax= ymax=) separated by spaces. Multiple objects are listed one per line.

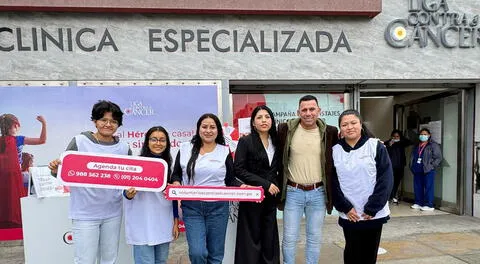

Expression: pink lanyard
xmin=418 ymin=143 xmax=427 ymax=156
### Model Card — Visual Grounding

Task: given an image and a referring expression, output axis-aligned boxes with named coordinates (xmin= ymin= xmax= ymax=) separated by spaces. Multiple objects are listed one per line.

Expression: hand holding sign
xmin=58 ymin=151 xmax=168 ymax=192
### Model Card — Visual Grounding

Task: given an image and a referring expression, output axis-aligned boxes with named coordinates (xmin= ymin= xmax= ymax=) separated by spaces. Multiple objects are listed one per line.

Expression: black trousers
xmin=234 ymin=196 xmax=280 ymax=264
xmin=343 ymin=225 xmax=383 ymax=264
xmin=390 ymin=167 xmax=405 ymax=200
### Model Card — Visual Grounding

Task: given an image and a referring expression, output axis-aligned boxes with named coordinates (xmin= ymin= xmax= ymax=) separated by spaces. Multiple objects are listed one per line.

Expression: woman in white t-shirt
xmin=171 ymin=113 xmax=240 ymax=264
xmin=123 ymin=126 xmax=179 ymax=264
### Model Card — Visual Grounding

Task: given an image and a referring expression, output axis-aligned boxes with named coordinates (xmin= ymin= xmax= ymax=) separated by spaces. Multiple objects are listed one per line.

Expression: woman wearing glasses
xmin=171 ymin=113 xmax=240 ymax=264
xmin=49 ymin=100 xmax=131 ymax=264
xmin=123 ymin=126 xmax=179 ymax=264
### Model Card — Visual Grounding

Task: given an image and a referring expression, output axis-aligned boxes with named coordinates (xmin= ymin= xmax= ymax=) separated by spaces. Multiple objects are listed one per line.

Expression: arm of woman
xmin=233 ymin=137 xmax=271 ymax=190
xmin=430 ymin=142 xmax=443 ymax=169
xmin=172 ymin=217 xmax=179 ymax=240
xmin=170 ymin=152 xmax=182 ymax=185
xmin=331 ymin=166 xmax=354 ymax=214
xmin=363 ymin=141 xmax=394 ymax=217
xmin=172 ymin=200 xmax=179 ymax=239
xmin=224 ymin=153 xmax=245 ymax=186
xmin=24 ymin=116 xmax=47 ymax=145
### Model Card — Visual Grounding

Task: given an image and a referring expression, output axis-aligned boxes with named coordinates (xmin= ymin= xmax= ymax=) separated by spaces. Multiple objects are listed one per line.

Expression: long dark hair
xmin=338 ymin=109 xmax=375 ymax=138
xmin=250 ymin=105 xmax=278 ymax=147
xmin=391 ymin=129 xmax=403 ymax=138
xmin=140 ymin=126 xmax=172 ymax=177
xmin=186 ymin=113 xmax=225 ymax=183
xmin=419 ymin=128 xmax=431 ymax=135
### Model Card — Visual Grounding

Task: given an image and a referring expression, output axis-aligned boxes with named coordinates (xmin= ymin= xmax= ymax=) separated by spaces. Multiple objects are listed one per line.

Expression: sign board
xmin=59 ymin=151 xmax=168 ymax=191
xmin=165 ymin=185 xmax=264 ymax=202
xmin=29 ymin=167 xmax=69 ymax=197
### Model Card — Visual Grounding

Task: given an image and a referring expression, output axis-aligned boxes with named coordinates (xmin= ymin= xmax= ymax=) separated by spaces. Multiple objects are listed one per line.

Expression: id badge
xmin=417 ymin=158 xmax=422 ymax=164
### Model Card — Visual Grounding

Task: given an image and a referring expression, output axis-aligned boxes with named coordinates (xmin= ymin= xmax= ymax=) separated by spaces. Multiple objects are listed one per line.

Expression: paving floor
xmin=2 ymin=202 xmax=480 ymax=264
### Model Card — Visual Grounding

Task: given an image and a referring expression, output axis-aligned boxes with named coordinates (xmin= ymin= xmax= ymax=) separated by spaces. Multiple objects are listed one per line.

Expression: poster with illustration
xmin=0 ymin=84 xmax=219 ymax=240
xmin=232 ymin=93 xmax=344 ymax=134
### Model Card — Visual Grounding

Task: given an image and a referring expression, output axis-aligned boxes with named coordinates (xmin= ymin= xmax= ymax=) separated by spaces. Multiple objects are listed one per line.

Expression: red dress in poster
xmin=0 ymin=136 xmax=26 ymax=228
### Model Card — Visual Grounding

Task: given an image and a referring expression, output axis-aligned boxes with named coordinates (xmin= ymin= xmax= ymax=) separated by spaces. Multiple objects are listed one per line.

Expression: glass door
xmin=401 ymin=93 xmax=462 ymax=213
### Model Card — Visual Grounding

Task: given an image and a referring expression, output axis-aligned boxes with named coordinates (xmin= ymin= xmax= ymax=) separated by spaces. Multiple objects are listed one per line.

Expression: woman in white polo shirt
xmin=171 ymin=113 xmax=240 ymax=264
xmin=123 ymin=126 xmax=179 ymax=264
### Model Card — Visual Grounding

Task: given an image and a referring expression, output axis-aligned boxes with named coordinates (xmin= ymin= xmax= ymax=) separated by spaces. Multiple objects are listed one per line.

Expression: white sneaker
xmin=421 ymin=206 xmax=435 ymax=211
xmin=411 ymin=204 xmax=422 ymax=209
xmin=392 ymin=198 xmax=398 ymax=203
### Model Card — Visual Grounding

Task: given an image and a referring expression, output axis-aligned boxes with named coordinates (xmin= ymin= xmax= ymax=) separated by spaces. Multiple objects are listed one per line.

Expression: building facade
xmin=1 ymin=0 xmax=479 ymax=218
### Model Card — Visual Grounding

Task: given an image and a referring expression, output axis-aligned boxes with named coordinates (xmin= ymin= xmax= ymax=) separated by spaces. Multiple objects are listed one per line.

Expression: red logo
xmin=63 ymin=231 xmax=74 ymax=245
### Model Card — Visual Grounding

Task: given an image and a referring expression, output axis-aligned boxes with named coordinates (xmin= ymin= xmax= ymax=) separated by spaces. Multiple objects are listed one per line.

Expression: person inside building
xmin=171 ymin=113 xmax=240 ymax=264
xmin=234 ymin=105 xmax=281 ymax=264
xmin=384 ymin=129 xmax=412 ymax=204
xmin=332 ymin=109 xmax=393 ymax=264
xmin=48 ymin=100 xmax=131 ymax=264
xmin=409 ymin=128 xmax=442 ymax=211
xmin=123 ymin=126 xmax=179 ymax=264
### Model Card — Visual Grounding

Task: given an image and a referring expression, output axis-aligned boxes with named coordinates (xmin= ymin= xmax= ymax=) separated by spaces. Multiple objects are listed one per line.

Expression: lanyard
xmin=418 ymin=143 xmax=427 ymax=156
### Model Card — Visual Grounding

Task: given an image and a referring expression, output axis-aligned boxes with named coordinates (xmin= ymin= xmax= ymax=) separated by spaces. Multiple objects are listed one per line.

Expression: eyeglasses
xmin=149 ymin=137 xmax=167 ymax=144
xmin=97 ymin=118 xmax=119 ymax=126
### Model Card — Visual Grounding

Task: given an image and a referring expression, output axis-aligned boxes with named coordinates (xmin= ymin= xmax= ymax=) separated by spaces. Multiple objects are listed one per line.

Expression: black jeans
xmin=343 ymin=225 xmax=383 ymax=264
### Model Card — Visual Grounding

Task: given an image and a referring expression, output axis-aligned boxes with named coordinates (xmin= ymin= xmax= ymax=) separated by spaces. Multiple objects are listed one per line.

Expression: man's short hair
xmin=298 ymin=95 xmax=318 ymax=106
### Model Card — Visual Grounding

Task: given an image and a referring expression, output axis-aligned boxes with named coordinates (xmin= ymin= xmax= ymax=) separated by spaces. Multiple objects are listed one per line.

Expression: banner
xmin=0 ymin=84 xmax=218 ymax=237
xmin=232 ymin=93 xmax=344 ymax=136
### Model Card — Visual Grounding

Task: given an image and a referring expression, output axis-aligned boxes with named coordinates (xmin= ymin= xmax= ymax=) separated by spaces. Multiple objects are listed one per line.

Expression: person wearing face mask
xmin=384 ymin=130 xmax=412 ymax=204
xmin=409 ymin=128 xmax=442 ymax=211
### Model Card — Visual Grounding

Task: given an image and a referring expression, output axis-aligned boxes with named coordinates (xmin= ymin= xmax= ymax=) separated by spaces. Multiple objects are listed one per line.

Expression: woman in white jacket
xmin=332 ymin=109 xmax=393 ymax=264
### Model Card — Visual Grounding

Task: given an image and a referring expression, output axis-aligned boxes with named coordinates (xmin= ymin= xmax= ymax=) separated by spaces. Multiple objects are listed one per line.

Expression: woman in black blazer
xmin=234 ymin=105 xmax=281 ymax=264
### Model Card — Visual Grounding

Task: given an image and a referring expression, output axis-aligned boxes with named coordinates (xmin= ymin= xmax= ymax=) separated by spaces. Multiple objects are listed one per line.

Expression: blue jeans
xmin=72 ymin=215 xmax=122 ymax=264
xmin=414 ymin=170 xmax=435 ymax=207
xmin=133 ymin=243 xmax=170 ymax=264
xmin=181 ymin=201 xmax=229 ymax=264
xmin=282 ymin=186 xmax=326 ymax=264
